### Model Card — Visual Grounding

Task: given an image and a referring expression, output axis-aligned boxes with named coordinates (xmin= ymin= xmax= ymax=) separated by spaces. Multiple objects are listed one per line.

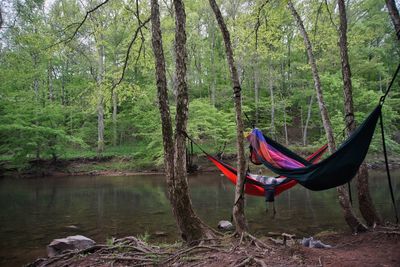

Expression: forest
xmin=0 ymin=0 xmax=399 ymax=171
xmin=1 ymin=0 xmax=400 ymax=266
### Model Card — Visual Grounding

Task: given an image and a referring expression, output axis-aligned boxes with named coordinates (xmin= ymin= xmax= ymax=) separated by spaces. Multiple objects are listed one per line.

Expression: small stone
xmin=47 ymin=235 xmax=95 ymax=257
xmin=65 ymin=225 xmax=79 ymax=229
xmin=217 ymin=220 xmax=234 ymax=231
xmin=154 ymin=231 xmax=168 ymax=237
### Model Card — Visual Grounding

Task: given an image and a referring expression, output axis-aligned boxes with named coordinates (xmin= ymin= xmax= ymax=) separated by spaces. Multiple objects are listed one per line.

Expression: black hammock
xmin=247 ymin=104 xmax=381 ymax=191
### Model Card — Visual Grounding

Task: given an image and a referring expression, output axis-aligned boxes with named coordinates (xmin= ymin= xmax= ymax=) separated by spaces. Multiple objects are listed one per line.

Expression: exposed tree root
xmin=28 ymin=232 xmax=287 ymax=267
xmin=27 ymin=230 xmax=400 ymax=267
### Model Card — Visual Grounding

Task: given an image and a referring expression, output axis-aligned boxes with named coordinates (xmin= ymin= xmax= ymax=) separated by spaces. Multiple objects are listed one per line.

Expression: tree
xmin=209 ymin=0 xmax=248 ymax=234
xmin=287 ymin=0 xmax=367 ymax=232
xmin=150 ymin=0 xmax=215 ymax=243
xmin=337 ymin=0 xmax=381 ymax=227
xmin=386 ymin=0 xmax=400 ymax=41
xmin=0 ymin=6 xmax=3 ymax=29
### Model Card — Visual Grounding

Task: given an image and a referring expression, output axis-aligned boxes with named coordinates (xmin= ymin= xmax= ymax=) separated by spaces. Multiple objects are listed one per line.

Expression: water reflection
xmin=0 ymin=170 xmax=398 ymax=267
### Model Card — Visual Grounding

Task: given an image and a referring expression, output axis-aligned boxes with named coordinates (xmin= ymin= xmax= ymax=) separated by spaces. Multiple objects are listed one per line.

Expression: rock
xmin=47 ymin=235 xmax=95 ymax=257
xmin=65 ymin=225 xmax=79 ymax=230
xmin=154 ymin=231 xmax=168 ymax=237
xmin=301 ymin=237 xmax=331 ymax=249
xmin=217 ymin=220 xmax=234 ymax=231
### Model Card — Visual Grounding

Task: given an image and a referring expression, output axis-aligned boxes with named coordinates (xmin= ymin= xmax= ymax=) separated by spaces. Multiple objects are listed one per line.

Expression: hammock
xmin=207 ymin=154 xmax=296 ymax=201
xmin=247 ymin=104 xmax=381 ymax=191
xmin=206 ymin=142 xmax=327 ymax=201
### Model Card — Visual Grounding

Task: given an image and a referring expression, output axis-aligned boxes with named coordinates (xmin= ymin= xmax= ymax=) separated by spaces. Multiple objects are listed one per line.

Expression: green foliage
xmin=0 ymin=0 xmax=399 ymax=171
xmin=188 ymin=99 xmax=236 ymax=150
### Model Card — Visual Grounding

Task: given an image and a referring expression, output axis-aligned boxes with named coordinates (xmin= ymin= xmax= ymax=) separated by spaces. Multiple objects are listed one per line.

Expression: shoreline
xmin=1 ymin=153 xmax=399 ymax=178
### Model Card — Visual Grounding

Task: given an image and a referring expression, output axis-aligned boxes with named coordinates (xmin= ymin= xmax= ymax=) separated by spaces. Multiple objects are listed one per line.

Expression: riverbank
xmin=28 ymin=227 xmax=400 ymax=267
xmin=1 ymin=153 xmax=399 ymax=178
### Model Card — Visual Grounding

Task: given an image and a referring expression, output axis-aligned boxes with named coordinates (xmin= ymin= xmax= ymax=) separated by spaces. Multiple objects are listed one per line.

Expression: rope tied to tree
xmin=378 ymin=63 xmax=400 ymax=224
xmin=233 ymin=86 xmax=241 ymax=98
xmin=379 ymin=63 xmax=400 ymax=105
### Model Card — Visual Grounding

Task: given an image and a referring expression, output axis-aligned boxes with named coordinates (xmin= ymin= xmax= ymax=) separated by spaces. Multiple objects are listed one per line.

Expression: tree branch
xmin=313 ymin=1 xmax=324 ymax=43
xmin=133 ymin=0 xmax=147 ymax=66
xmin=254 ymin=0 xmax=269 ymax=50
xmin=49 ymin=0 xmax=110 ymax=48
xmin=112 ymin=17 xmax=151 ymax=89
xmin=324 ymin=0 xmax=338 ymax=30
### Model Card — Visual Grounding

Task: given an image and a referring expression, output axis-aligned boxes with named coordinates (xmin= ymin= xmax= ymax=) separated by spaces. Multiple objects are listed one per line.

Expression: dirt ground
xmin=28 ymin=228 xmax=400 ymax=267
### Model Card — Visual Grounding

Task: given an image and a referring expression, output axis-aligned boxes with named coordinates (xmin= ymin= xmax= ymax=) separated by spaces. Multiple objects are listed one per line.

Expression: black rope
xmin=186 ymin=138 xmax=190 ymax=168
xmin=183 ymin=131 xmax=249 ymax=208
xmin=379 ymin=111 xmax=399 ymax=224
xmin=347 ymin=182 xmax=353 ymax=205
xmin=244 ymin=112 xmax=255 ymax=128
xmin=380 ymin=63 xmax=400 ymax=105
xmin=190 ymin=139 xmax=194 ymax=165
xmin=234 ymin=177 xmax=247 ymax=206
xmin=183 ymin=131 xmax=209 ymax=155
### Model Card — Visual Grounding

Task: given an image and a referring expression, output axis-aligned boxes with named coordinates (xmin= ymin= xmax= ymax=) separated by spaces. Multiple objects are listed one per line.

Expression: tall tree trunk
xmin=47 ymin=62 xmax=54 ymax=101
xmin=253 ymin=9 xmax=261 ymax=125
xmin=303 ymin=94 xmax=314 ymax=146
xmin=97 ymin=39 xmax=105 ymax=153
xmin=97 ymin=97 xmax=105 ymax=153
xmin=288 ymin=0 xmax=367 ymax=232
xmin=61 ymin=61 xmax=68 ymax=105
xmin=33 ymin=78 xmax=39 ymax=100
xmin=386 ymin=0 xmax=400 ymax=41
xmin=112 ymin=89 xmax=118 ymax=146
xmin=338 ymin=0 xmax=381 ymax=226
xmin=269 ymin=63 xmax=275 ymax=138
xmin=287 ymin=33 xmax=293 ymax=91
xmin=150 ymin=0 xmax=214 ymax=243
xmin=209 ymin=0 xmax=248 ymax=234
xmin=210 ymin=24 xmax=216 ymax=106
xmin=33 ymin=54 xmax=39 ymax=101
xmin=254 ymin=56 xmax=260 ymax=124
xmin=0 ymin=6 xmax=3 ymax=28
xmin=283 ymin=102 xmax=289 ymax=145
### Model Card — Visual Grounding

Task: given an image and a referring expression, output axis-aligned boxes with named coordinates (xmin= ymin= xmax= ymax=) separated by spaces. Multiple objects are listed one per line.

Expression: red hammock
xmin=207 ymin=143 xmax=328 ymax=198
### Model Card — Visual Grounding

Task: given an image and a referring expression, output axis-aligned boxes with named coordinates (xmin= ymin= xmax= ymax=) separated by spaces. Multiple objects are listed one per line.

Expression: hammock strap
xmin=347 ymin=182 xmax=353 ymax=204
xmin=379 ymin=111 xmax=399 ymax=223
xmin=184 ymin=131 xmax=250 ymax=206
xmin=380 ymin=63 xmax=400 ymax=105
xmin=244 ymin=112 xmax=255 ymax=128
xmin=183 ymin=132 xmax=209 ymax=155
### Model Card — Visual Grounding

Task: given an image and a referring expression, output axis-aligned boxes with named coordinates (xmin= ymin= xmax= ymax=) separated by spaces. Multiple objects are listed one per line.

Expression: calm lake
xmin=0 ymin=170 xmax=399 ymax=267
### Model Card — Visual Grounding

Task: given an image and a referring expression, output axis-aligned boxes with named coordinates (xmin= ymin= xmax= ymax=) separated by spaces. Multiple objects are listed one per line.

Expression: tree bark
xmin=61 ymin=61 xmax=68 ymax=105
xmin=150 ymin=0 xmax=214 ymax=243
xmin=32 ymin=54 xmax=39 ymax=101
xmin=0 ymin=6 xmax=3 ymax=28
xmin=210 ymin=23 xmax=216 ymax=106
xmin=97 ymin=97 xmax=105 ymax=153
xmin=112 ymin=88 xmax=118 ymax=146
xmin=97 ymin=39 xmax=105 ymax=154
xmin=288 ymin=1 xmax=335 ymax=150
xmin=269 ymin=63 xmax=275 ymax=138
xmin=303 ymin=94 xmax=314 ymax=146
xmin=338 ymin=0 xmax=381 ymax=226
xmin=283 ymin=103 xmax=289 ymax=145
xmin=386 ymin=0 xmax=400 ymax=41
xmin=47 ymin=62 xmax=54 ymax=101
xmin=209 ymin=0 xmax=248 ymax=234
xmin=254 ymin=57 xmax=260 ymax=125
xmin=288 ymin=0 xmax=367 ymax=232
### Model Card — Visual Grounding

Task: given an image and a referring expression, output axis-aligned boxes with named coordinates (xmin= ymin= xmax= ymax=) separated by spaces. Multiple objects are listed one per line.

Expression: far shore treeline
xmin=0 ymin=0 xmax=399 ymax=171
